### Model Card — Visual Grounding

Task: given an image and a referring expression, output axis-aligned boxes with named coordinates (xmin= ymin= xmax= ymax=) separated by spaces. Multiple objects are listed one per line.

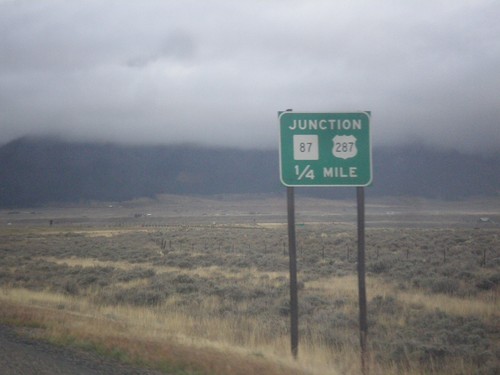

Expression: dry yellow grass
xmin=397 ymin=288 xmax=499 ymax=321
xmin=39 ymin=256 xmax=289 ymax=283
xmin=3 ymin=272 xmax=495 ymax=375
xmin=2 ymin=273 xmax=496 ymax=375
xmin=0 ymin=287 xmax=343 ymax=375
xmin=306 ymin=275 xmax=499 ymax=323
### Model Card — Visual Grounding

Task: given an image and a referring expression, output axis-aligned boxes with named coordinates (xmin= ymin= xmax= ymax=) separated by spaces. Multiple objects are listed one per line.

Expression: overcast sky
xmin=1 ymin=0 xmax=499 ymax=153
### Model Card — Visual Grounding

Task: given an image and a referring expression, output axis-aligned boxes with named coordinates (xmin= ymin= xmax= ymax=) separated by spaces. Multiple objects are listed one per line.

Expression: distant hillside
xmin=0 ymin=137 xmax=498 ymax=207
xmin=372 ymin=145 xmax=500 ymax=199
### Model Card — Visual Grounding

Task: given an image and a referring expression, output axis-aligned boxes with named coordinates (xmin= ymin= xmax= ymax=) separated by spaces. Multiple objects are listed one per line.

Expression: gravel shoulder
xmin=0 ymin=324 xmax=166 ymax=375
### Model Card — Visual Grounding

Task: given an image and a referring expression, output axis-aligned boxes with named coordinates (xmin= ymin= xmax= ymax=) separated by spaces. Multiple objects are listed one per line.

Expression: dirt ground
xmin=1 ymin=193 xmax=499 ymax=229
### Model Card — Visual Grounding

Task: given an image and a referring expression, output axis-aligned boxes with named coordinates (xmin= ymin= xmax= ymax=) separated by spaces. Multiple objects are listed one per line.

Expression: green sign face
xmin=279 ymin=111 xmax=372 ymax=187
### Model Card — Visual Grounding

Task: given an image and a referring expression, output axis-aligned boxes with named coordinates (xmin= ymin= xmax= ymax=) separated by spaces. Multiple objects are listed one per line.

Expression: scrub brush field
xmin=1 ymin=195 xmax=499 ymax=374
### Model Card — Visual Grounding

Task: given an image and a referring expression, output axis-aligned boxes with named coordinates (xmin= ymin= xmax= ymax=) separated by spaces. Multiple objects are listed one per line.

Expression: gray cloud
xmin=1 ymin=0 xmax=499 ymax=153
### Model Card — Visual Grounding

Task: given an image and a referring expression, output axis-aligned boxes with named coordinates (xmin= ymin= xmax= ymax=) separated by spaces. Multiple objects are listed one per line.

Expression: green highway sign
xmin=279 ymin=111 xmax=372 ymax=187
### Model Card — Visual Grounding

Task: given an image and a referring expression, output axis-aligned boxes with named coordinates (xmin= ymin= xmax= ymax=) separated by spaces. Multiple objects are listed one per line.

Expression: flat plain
xmin=0 ymin=194 xmax=499 ymax=375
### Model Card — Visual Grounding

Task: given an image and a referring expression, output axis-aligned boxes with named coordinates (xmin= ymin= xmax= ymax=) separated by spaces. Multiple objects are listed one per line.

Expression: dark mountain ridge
xmin=0 ymin=137 xmax=499 ymax=207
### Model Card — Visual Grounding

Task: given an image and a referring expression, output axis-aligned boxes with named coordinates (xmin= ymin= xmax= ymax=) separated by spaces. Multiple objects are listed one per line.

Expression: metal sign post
xmin=357 ymin=187 xmax=368 ymax=374
xmin=287 ymin=187 xmax=299 ymax=359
